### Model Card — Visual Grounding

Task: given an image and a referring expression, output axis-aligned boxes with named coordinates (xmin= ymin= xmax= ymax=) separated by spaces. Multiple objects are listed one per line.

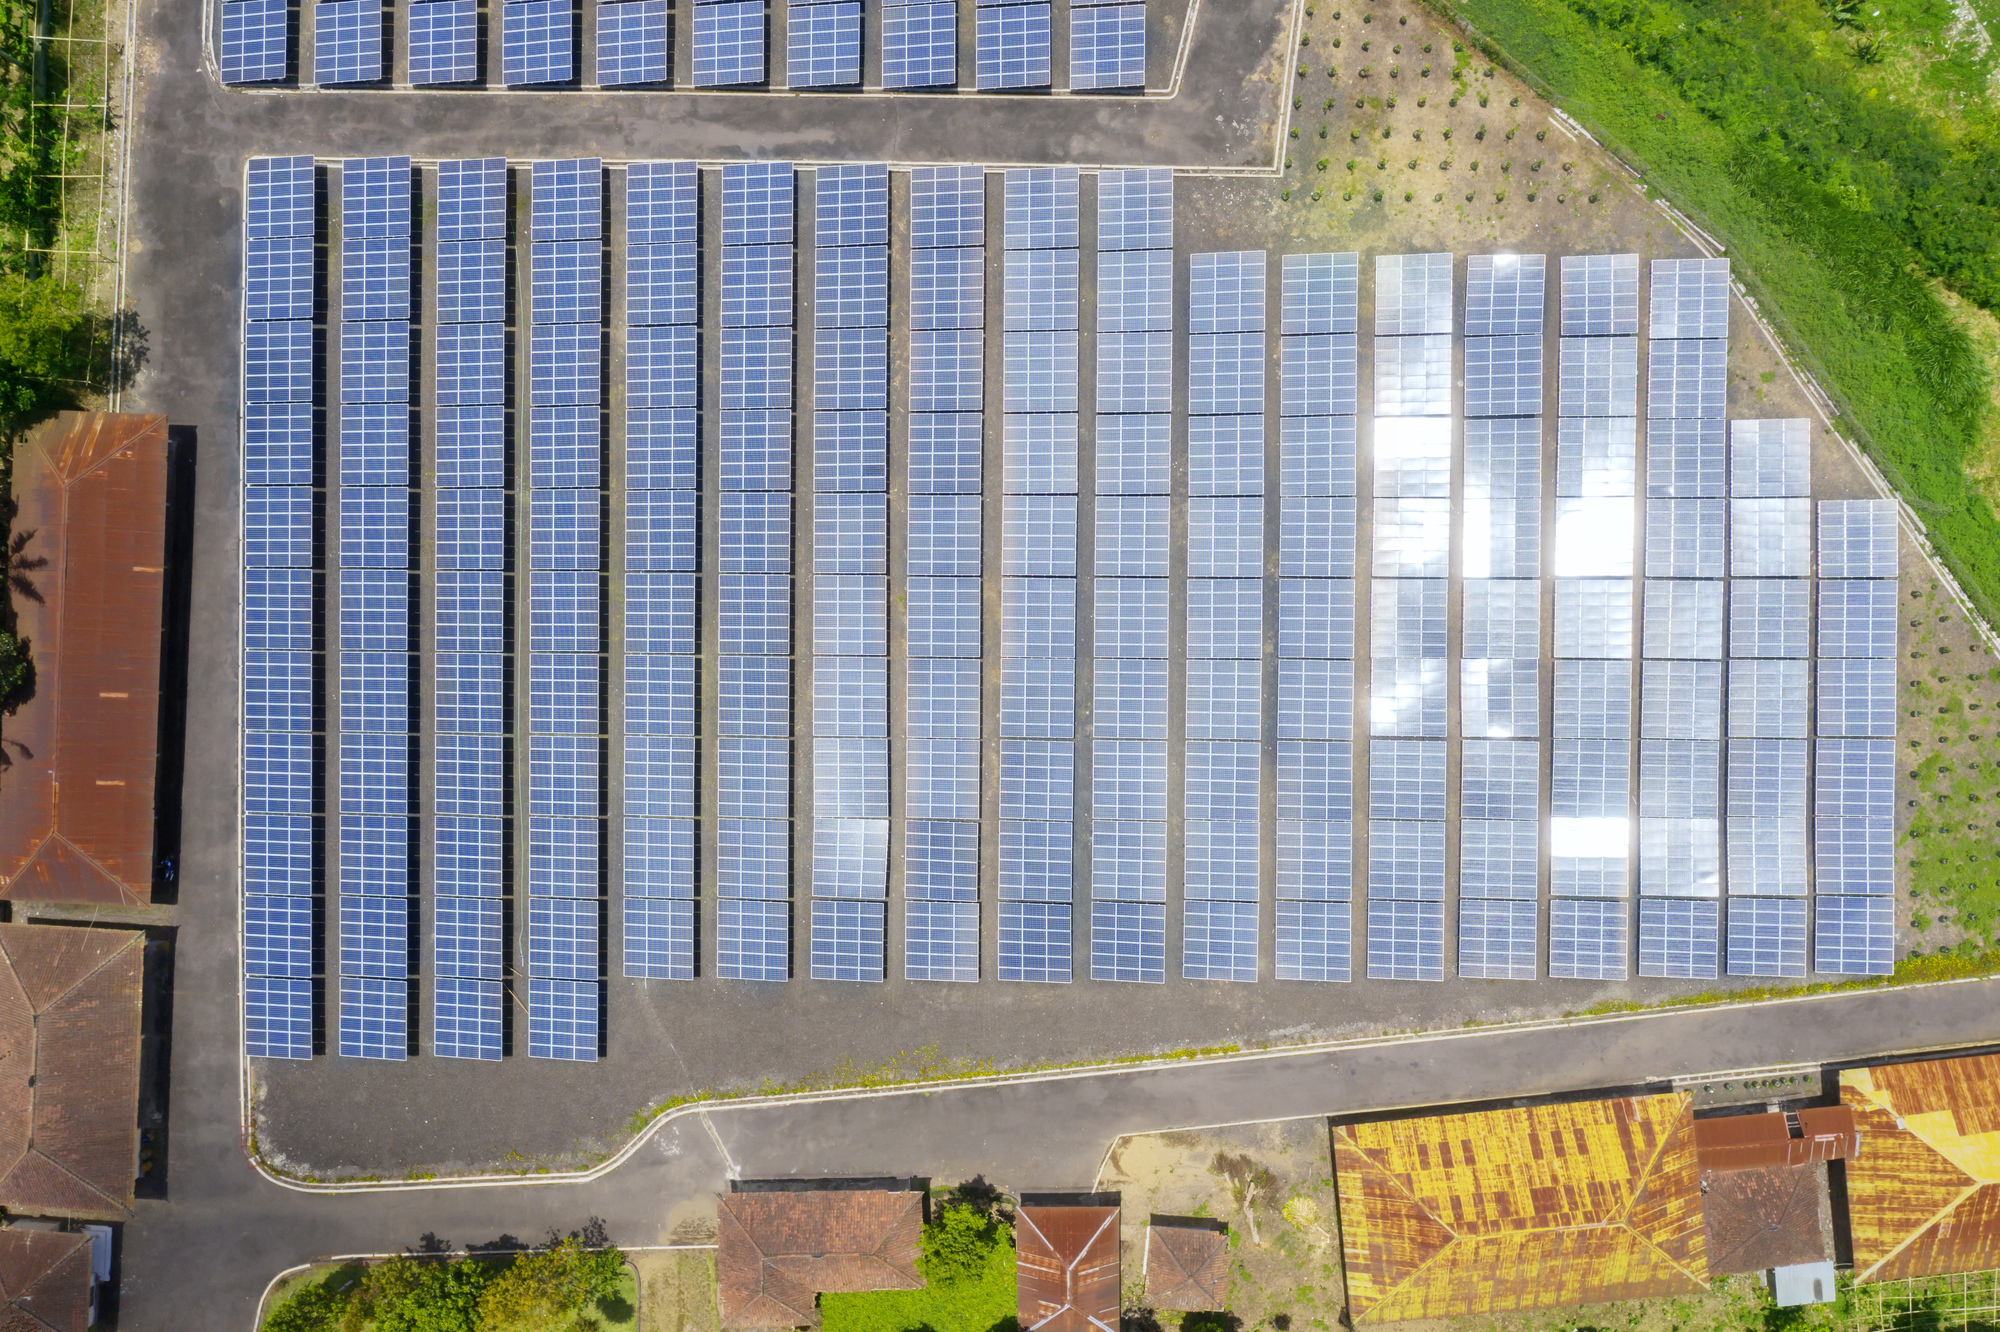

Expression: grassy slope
xmin=1434 ymin=0 xmax=2000 ymax=621
xmin=819 ymin=1232 xmax=1018 ymax=1332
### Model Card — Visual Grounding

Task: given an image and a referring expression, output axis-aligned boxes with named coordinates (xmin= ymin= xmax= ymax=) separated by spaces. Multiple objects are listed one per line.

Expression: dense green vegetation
xmin=821 ymin=1202 xmax=1019 ymax=1332
xmin=1438 ymin=0 xmax=2000 ymax=619
xmin=261 ymin=1240 xmax=632 ymax=1332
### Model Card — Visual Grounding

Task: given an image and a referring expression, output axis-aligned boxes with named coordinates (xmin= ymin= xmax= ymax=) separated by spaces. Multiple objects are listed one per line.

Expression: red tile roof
xmin=0 ymin=924 xmax=144 ymax=1220
xmin=715 ymin=1190 xmax=925 ymax=1328
xmin=1143 ymin=1224 xmax=1229 ymax=1312
xmin=0 ymin=1229 xmax=93 ymax=1331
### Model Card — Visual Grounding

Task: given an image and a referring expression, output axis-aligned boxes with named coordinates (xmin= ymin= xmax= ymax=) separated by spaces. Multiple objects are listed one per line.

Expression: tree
xmin=374 ymin=1260 xmax=491 ymax=1332
xmin=0 ymin=631 xmax=28 ymax=711
xmin=262 ymin=1280 xmax=347 ymax=1332
xmin=919 ymin=1204 xmax=1004 ymax=1287
xmin=476 ymin=1239 xmax=624 ymax=1331
xmin=0 ymin=273 xmax=80 ymax=412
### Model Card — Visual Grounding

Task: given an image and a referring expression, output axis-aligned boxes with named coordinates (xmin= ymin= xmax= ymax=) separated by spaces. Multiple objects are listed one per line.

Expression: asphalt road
xmin=118 ymin=974 xmax=2000 ymax=1327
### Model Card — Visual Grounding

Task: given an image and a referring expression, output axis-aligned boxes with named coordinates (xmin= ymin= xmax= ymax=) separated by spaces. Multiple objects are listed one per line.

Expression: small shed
xmin=1016 ymin=1195 xmax=1121 ymax=1332
xmin=1143 ymin=1219 xmax=1229 ymax=1311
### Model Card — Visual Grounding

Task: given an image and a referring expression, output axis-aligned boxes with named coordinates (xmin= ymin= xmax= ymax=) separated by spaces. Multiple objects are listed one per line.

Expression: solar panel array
xmin=693 ymin=0 xmax=765 ymax=85
xmin=502 ymin=0 xmax=576 ymax=84
xmin=1089 ymin=170 xmax=1172 ymax=984
xmin=788 ymin=0 xmax=861 ymax=85
xmin=597 ymin=0 xmax=671 ymax=84
xmin=1547 ymin=253 xmax=1638 ymax=980
xmin=905 ymin=165 xmax=984 ymax=980
xmin=1814 ymin=498 xmax=1896 ymax=974
xmin=622 ymin=162 xmax=700 ymax=984
xmin=1070 ymin=0 xmax=1145 ymax=90
xmin=998 ymin=167 xmax=1077 ymax=981
xmin=1274 ymin=251 xmax=1358 ymax=981
xmin=809 ymin=165 xmax=889 ymax=979
xmin=432 ymin=159 xmax=509 ymax=1059
xmin=221 ymin=0 xmax=291 ymax=81
xmin=976 ymin=0 xmax=1051 ymax=89
xmin=717 ymin=162 xmax=795 ymax=978
xmin=1457 ymin=253 xmax=1544 ymax=980
xmin=242 ymin=157 xmax=318 ymax=1059
xmin=1368 ymin=253 xmax=1451 ymax=981
xmin=335 ymin=159 xmax=416 ymax=1058
xmin=527 ymin=159 xmax=605 ymax=1058
xmin=1180 ymin=248 xmax=1264 ymax=982
xmin=883 ymin=0 xmax=956 ymax=86
xmin=314 ymin=0 xmax=384 ymax=84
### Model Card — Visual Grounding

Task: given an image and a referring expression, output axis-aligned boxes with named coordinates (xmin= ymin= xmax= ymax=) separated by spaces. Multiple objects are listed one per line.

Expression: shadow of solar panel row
xmin=621 ymin=164 xmax=700 ymax=983
xmin=712 ymin=167 xmax=796 ymax=982
xmin=1273 ymin=253 xmax=1358 ymax=982
xmin=520 ymin=163 xmax=605 ymax=1057
xmin=243 ymin=160 xmax=320 ymax=1061
xmin=1096 ymin=171 xmax=1168 ymax=980
xmin=330 ymin=160 xmax=418 ymax=1060
xmin=903 ymin=169 xmax=984 ymax=982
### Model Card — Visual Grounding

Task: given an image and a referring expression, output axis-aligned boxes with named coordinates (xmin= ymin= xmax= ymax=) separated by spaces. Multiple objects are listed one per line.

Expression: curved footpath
xmin=122 ymin=977 xmax=2000 ymax=1326
xmin=110 ymin=0 xmax=2000 ymax=1324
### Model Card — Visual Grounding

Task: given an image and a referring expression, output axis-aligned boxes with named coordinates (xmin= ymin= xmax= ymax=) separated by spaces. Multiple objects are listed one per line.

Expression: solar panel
xmin=244 ymin=319 xmax=315 ymax=405
xmin=624 ymin=818 xmax=697 ymax=900
xmin=1374 ymin=252 xmax=1453 ymax=337
xmin=717 ymin=897 xmax=793 ymax=979
xmin=906 ymin=576 xmax=981 ymax=658
xmin=808 ymin=898 xmax=886 ymax=981
xmin=910 ymin=166 xmax=985 ymax=249
xmin=1548 ymin=898 xmax=1629 ymax=980
xmin=1642 ymin=579 xmax=1723 ymax=661
xmin=1086 ymin=899 xmax=1163 ymax=984
xmin=997 ymin=898 xmax=1071 ymax=983
xmin=1276 ymin=899 xmax=1351 ymax=982
xmin=1553 ymin=578 xmax=1633 ymax=658
xmin=530 ymin=239 xmax=604 ymax=326
xmin=593 ymin=0 xmax=670 ymax=83
xmin=1639 ymin=737 xmax=1721 ymax=818
xmin=1463 ymin=335 xmax=1542 ymax=418
xmin=1730 ymin=497 xmax=1813 ymax=578
xmin=814 ymin=492 xmax=889 ymax=574
xmin=976 ymin=3 xmax=1052 ymax=90
xmin=1727 ymin=897 xmax=1807 ymax=978
xmin=1276 ymin=741 xmax=1353 ymax=822
xmin=1549 ymin=739 xmax=1630 ymax=818
xmin=409 ymin=0 xmax=478 ymax=83
xmin=1281 ymin=334 xmax=1360 ymax=418
xmin=811 ymin=575 xmax=888 ymax=655
xmin=1726 ymin=658 xmax=1808 ymax=738
xmin=1463 ymin=253 xmax=1547 ymax=337
xmin=1457 ymin=818 xmax=1537 ymax=901
xmin=814 ymin=327 xmax=889 ymax=411
xmin=1645 ymin=417 xmax=1726 ymax=498
xmin=1638 ymin=815 xmax=1721 ymax=898
xmin=1647 ymin=338 xmax=1727 ymax=419
xmin=500 ymin=0 xmax=576 ymax=86
xmin=906 ymin=737 xmax=980 ymax=818
xmin=1276 ymin=658 xmax=1353 ymax=742
xmin=338 ymin=975 xmax=408 ymax=1060
xmin=1728 ymin=418 xmax=1810 ymax=498
xmin=1372 ymin=416 xmax=1450 ymax=499
xmin=693 ymin=0 xmax=766 ymax=84
xmin=1000 ymin=658 xmax=1075 ymax=739
xmin=1556 ymin=335 xmax=1639 ymax=417
xmin=1816 ymin=657 xmax=1896 ymax=738
xmin=625 ymin=571 xmax=697 ymax=655
xmin=999 ymin=819 xmax=1073 ymax=901
xmin=1275 ymin=818 xmax=1353 ymax=902
xmin=1817 ymin=579 xmax=1897 ymax=659
xmin=1182 ymin=899 xmax=1258 ymax=981
xmin=810 ymin=818 xmax=890 ymax=899
xmin=1457 ymin=898 xmax=1537 ymax=980
xmin=1727 ymin=579 xmax=1809 ymax=658
xmin=1642 ymin=498 xmax=1724 ymax=579
xmin=1726 ymin=815 xmax=1808 ymax=897
xmin=1814 ymin=816 xmax=1893 ymax=896
xmin=1276 ymin=578 xmax=1355 ymax=660
xmin=221 ymin=0 xmax=291 ymax=83
xmin=1365 ymin=897 xmax=1445 ymax=981
xmin=1097 ymin=332 xmax=1173 ymax=414
xmin=1002 ymin=167 xmax=1078 ymax=249
xmin=882 ymin=1 xmax=957 ymax=87
xmin=1553 ymin=417 xmax=1635 ymax=499
xmin=717 ymin=575 xmax=789 ymax=656
xmin=1001 ymin=494 xmax=1078 ymax=577
xmin=1280 ymin=252 xmax=1360 ymax=337
xmin=1460 ymin=738 xmax=1539 ymax=820
xmin=788 ymin=1 xmax=862 ymax=87
xmin=1638 ymin=897 xmax=1719 ymax=979
xmin=1185 ymin=578 xmax=1262 ymax=660
xmin=246 ymin=235 xmax=315 ymax=324
xmin=1070 ymin=3 xmax=1145 ymax=89
xmin=1818 ymin=499 xmax=1897 ymax=579
xmin=526 ymin=977 xmax=599 ymax=1060
xmin=1728 ymin=738 xmax=1809 ymax=819
xmin=1372 ymin=578 xmax=1446 ymax=658
xmin=1650 ymin=257 xmax=1730 ymax=340
xmin=1460 ymin=658 xmax=1538 ymax=739
xmin=1372 ymin=497 xmax=1450 ymax=577
xmin=1096 ymin=167 xmax=1171 ymax=252
xmin=1559 ymin=253 xmax=1640 ymax=337
xmin=715 ymin=820 xmax=791 ymax=901
xmin=1814 ymin=894 xmax=1894 ymax=975
xmin=1366 ymin=739 xmax=1444 ymax=818
xmin=718 ymin=657 xmax=793 ymax=735
xmin=314 ymin=0 xmax=384 ymax=84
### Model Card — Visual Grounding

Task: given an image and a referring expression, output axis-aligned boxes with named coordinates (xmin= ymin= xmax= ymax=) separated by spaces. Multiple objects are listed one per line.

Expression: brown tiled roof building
xmin=1143 ymin=1223 xmax=1229 ymax=1311
xmin=1843 ymin=1053 xmax=2000 ymax=1281
xmin=1699 ymin=1165 xmax=1831 ymax=1275
xmin=0 ymin=1229 xmax=94 ymax=1331
xmin=1016 ymin=1203 xmax=1121 ymax=1332
xmin=0 ymin=412 xmax=172 ymax=906
xmin=0 ymin=924 xmax=144 ymax=1221
xmin=715 ymin=1189 xmax=924 ymax=1328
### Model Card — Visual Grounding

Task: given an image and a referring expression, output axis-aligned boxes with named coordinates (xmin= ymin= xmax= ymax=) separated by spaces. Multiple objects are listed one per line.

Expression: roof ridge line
xmin=1614 ymin=1094 xmax=1689 ymax=1227
xmin=1855 ymin=1182 xmax=1982 ymax=1283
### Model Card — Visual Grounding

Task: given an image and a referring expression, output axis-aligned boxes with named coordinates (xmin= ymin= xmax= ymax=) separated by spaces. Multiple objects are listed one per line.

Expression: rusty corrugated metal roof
xmin=714 ymin=1190 xmax=925 ymax=1328
xmin=1843 ymin=1053 xmax=2000 ymax=1282
xmin=1694 ymin=1107 xmax=1859 ymax=1172
xmin=0 ymin=923 xmax=144 ymax=1221
xmin=0 ymin=412 xmax=170 ymax=905
xmin=1334 ymin=1093 xmax=1708 ymax=1323
xmin=1699 ymin=1164 xmax=1830 ymax=1275
xmin=1143 ymin=1223 xmax=1228 ymax=1311
xmin=1016 ymin=1205 xmax=1121 ymax=1332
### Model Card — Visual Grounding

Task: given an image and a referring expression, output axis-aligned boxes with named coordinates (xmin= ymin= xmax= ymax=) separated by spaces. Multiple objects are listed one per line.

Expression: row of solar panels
xmin=993 ymin=169 xmax=1083 ymax=984
xmin=221 ymin=0 xmax=1142 ymax=88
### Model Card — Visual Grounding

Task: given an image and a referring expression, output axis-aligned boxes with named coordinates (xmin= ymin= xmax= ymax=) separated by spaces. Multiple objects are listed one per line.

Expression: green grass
xmin=1433 ymin=0 xmax=2000 ymax=623
xmin=819 ymin=1224 xmax=1018 ymax=1332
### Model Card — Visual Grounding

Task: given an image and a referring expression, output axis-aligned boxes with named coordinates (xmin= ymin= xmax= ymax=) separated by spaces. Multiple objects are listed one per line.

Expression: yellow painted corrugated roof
xmin=1841 ymin=1053 xmax=2000 ymax=1282
xmin=1335 ymin=1093 xmax=1707 ymax=1324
